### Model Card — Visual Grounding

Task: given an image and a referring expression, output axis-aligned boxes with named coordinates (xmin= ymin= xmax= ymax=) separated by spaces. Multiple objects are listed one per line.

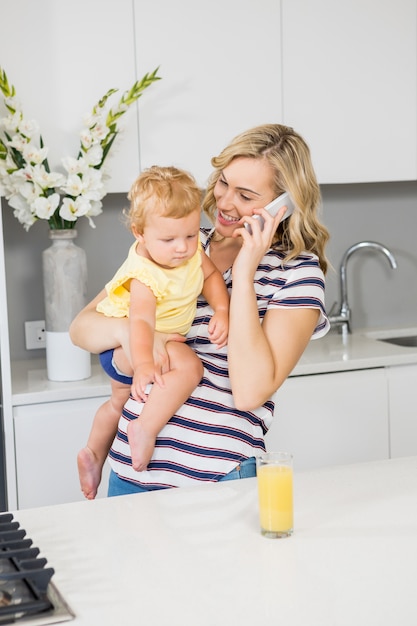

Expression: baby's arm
xmin=200 ymin=252 xmax=230 ymax=349
xmin=129 ymin=278 xmax=164 ymax=402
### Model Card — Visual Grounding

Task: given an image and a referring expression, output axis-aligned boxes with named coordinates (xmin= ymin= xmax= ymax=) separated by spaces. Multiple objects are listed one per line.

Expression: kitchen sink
xmin=364 ymin=327 xmax=417 ymax=348
xmin=378 ymin=335 xmax=417 ymax=348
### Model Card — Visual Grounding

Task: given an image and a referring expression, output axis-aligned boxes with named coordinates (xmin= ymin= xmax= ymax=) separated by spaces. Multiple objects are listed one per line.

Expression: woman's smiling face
xmin=213 ymin=156 xmax=276 ymax=237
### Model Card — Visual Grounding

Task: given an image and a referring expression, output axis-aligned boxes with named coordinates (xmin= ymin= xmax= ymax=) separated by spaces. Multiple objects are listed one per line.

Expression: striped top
xmin=108 ymin=228 xmax=329 ymax=489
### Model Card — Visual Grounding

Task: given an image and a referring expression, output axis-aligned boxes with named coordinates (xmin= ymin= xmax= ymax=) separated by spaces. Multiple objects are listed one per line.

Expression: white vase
xmin=42 ymin=229 xmax=91 ymax=381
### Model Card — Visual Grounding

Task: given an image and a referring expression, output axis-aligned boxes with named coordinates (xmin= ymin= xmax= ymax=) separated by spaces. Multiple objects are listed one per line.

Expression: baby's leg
xmin=127 ymin=342 xmax=203 ymax=471
xmin=78 ymin=348 xmax=132 ymax=499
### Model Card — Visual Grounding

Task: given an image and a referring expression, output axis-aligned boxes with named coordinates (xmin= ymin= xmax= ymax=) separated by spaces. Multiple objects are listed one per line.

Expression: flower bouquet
xmin=0 ymin=66 xmax=160 ymax=231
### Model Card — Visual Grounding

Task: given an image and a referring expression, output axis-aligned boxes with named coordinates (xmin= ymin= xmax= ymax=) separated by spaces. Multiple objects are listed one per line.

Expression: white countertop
xmin=14 ymin=456 xmax=417 ymax=626
xmin=292 ymin=325 xmax=417 ymax=375
xmin=11 ymin=357 xmax=111 ymax=405
xmin=10 ymin=326 xmax=417 ymax=404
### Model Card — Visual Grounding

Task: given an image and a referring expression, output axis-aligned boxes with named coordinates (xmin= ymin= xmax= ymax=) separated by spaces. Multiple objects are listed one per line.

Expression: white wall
xmin=322 ymin=181 xmax=417 ymax=330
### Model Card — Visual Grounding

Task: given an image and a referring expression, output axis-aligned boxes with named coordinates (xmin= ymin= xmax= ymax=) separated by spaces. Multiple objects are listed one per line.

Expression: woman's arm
xmin=70 ymin=287 xmax=185 ymax=373
xmin=229 ymin=299 xmax=318 ymax=411
xmin=69 ymin=289 xmax=130 ymax=354
xmin=228 ymin=208 xmax=319 ymax=410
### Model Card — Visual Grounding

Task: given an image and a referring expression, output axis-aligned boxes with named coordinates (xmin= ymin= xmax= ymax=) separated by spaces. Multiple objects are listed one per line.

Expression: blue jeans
xmin=107 ymin=457 xmax=257 ymax=497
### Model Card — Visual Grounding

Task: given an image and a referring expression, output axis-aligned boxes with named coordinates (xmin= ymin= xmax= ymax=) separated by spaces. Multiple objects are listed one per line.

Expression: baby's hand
xmin=131 ymin=361 xmax=165 ymax=403
xmin=208 ymin=310 xmax=229 ymax=349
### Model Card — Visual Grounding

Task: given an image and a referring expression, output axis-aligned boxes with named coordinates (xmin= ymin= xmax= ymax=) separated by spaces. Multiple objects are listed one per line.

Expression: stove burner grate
xmin=0 ymin=513 xmax=74 ymax=624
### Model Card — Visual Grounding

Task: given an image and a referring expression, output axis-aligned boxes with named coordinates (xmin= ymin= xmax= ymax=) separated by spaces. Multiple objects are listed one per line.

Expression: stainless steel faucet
xmin=328 ymin=241 xmax=398 ymax=335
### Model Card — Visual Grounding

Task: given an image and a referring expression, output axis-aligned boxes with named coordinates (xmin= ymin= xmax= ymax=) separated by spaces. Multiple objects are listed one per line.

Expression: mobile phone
xmin=243 ymin=192 xmax=295 ymax=234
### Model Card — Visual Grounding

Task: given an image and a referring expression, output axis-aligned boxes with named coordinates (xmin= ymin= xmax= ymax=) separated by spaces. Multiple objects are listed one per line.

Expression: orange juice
xmin=257 ymin=462 xmax=293 ymax=537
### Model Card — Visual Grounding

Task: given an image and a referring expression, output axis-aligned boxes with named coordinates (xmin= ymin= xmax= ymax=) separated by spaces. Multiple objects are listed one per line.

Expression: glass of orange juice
xmin=256 ymin=452 xmax=293 ymax=538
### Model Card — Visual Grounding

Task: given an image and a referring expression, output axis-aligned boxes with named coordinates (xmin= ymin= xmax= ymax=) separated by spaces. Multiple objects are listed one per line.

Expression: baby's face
xmin=139 ymin=210 xmax=200 ymax=269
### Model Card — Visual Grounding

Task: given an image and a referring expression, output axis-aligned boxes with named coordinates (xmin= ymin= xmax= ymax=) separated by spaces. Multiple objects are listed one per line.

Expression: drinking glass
xmin=256 ymin=452 xmax=293 ymax=538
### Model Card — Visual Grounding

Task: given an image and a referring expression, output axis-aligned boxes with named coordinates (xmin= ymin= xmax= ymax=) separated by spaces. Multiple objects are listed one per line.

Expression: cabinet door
xmin=282 ymin=0 xmax=417 ymax=183
xmin=134 ymin=0 xmax=282 ymax=187
xmin=266 ymin=369 xmax=389 ymax=470
xmin=386 ymin=364 xmax=417 ymax=458
xmin=0 ymin=0 xmax=139 ymax=192
xmin=14 ymin=397 xmax=110 ymax=509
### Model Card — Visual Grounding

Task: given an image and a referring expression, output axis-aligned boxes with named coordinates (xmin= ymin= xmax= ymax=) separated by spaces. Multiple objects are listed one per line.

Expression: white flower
xmin=30 ymin=163 xmax=65 ymax=191
xmin=7 ymin=134 xmax=27 ymax=152
xmin=22 ymin=142 xmax=48 ymax=165
xmin=1 ymin=65 xmax=160 ymax=230
xmin=83 ymin=144 xmax=103 ymax=167
xmin=80 ymin=168 xmax=105 ymax=199
xmin=59 ymin=195 xmax=91 ymax=222
xmin=7 ymin=193 xmax=36 ymax=231
xmin=85 ymin=200 xmax=103 ymax=228
xmin=7 ymin=169 xmax=28 ymax=194
xmin=89 ymin=119 xmax=109 ymax=142
xmin=61 ymin=156 xmax=88 ymax=175
xmin=32 ymin=193 xmax=60 ymax=219
xmin=18 ymin=180 xmax=39 ymax=204
xmin=18 ymin=118 xmax=39 ymax=139
xmin=60 ymin=173 xmax=84 ymax=197
xmin=4 ymin=95 xmax=21 ymax=112
xmin=79 ymin=129 xmax=94 ymax=150
xmin=1 ymin=111 xmax=22 ymax=133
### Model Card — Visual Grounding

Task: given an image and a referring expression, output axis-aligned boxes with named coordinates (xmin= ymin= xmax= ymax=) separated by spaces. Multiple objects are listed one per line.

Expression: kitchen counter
xmin=10 ymin=326 xmax=417 ymax=404
xmin=292 ymin=325 xmax=417 ymax=375
xmin=14 ymin=456 xmax=417 ymax=626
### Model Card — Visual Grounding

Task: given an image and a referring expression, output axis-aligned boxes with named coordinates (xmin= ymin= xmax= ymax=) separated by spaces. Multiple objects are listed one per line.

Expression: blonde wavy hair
xmin=126 ymin=165 xmax=201 ymax=233
xmin=202 ymin=124 xmax=329 ymax=273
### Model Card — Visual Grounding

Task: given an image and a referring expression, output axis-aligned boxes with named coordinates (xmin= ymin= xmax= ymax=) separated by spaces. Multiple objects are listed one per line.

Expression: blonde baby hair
xmin=125 ymin=165 xmax=202 ymax=233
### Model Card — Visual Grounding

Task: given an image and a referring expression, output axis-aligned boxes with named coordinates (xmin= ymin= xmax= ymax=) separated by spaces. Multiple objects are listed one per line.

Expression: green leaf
xmin=99 ymin=67 xmax=161 ymax=165
xmin=0 ymin=67 xmax=16 ymax=99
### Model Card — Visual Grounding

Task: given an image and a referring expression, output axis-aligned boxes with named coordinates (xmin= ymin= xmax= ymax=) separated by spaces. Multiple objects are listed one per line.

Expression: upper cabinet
xmin=0 ymin=1 xmax=416 ymax=189
xmin=0 ymin=0 xmax=140 ymax=193
xmin=133 ymin=0 xmax=283 ymax=188
xmin=281 ymin=0 xmax=417 ymax=183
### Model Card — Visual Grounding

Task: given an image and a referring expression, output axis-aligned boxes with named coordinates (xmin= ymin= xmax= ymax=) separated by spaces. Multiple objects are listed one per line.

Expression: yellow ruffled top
xmin=96 ymin=240 xmax=204 ymax=335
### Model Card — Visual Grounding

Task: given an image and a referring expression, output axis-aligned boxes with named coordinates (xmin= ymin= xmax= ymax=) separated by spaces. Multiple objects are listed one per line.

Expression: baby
xmin=77 ymin=165 xmax=229 ymax=498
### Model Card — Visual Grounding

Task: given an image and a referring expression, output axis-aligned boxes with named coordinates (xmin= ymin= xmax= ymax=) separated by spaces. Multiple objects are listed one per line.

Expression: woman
xmin=70 ymin=123 xmax=330 ymax=496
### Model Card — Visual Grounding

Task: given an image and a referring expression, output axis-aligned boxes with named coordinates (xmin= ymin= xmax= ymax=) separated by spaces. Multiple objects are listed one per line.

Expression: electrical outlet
xmin=25 ymin=320 xmax=46 ymax=350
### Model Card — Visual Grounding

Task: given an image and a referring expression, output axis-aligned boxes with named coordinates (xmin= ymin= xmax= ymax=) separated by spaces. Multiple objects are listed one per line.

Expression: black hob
xmin=0 ymin=513 xmax=74 ymax=624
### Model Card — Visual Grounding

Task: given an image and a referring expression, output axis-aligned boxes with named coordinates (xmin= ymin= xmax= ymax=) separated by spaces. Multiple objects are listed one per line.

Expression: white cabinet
xmin=0 ymin=0 xmax=140 ymax=192
xmin=281 ymin=0 xmax=417 ymax=183
xmin=1 ymin=0 xmax=415 ymax=192
xmin=134 ymin=0 xmax=417 ymax=186
xmin=386 ymin=364 xmax=417 ymax=458
xmin=14 ymin=397 xmax=111 ymax=509
xmin=133 ymin=0 xmax=282 ymax=188
xmin=266 ymin=368 xmax=390 ymax=470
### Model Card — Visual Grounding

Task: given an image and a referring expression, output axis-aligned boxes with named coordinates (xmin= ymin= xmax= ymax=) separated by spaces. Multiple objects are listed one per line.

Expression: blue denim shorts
xmin=108 ymin=457 xmax=257 ymax=497
xmin=99 ymin=348 xmax=132 ymax=385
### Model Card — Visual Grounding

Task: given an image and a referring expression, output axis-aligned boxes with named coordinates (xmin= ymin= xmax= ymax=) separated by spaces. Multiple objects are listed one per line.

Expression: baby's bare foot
xmin=77 ymin=447 xmax=102 ymax=500
xmin=127 ymin=420 xmax=156 ymax=472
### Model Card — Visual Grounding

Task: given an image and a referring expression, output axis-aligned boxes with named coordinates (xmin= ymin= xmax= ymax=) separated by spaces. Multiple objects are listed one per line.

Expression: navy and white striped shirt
xmin=108 ymin=228 xmax=329 ymax=488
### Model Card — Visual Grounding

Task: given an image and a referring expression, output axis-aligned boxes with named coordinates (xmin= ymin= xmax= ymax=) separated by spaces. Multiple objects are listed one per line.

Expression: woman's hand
xmin=232 ymin=205 xmax=287 ymax=279
xmin=153 ymin=332 xmax=187 ymax=376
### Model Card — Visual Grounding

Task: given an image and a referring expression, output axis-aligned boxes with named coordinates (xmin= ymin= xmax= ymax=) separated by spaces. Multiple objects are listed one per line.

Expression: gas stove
xmin=0 ymin=513 xmax=74 ymax=625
